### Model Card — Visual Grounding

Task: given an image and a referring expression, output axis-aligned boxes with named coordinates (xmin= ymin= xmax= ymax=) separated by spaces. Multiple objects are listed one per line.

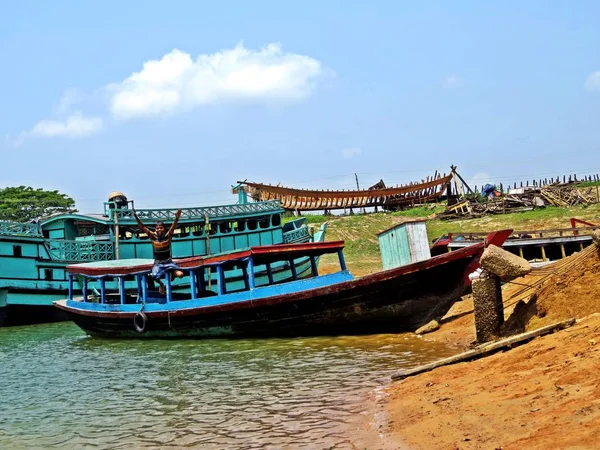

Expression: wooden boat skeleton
xmin=238 ymin=169 xmax=457 ymax=211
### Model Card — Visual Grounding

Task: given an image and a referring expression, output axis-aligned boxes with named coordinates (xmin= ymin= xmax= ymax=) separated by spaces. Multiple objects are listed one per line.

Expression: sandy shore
xmin=384 ymin=246 xmax=600 ymax=449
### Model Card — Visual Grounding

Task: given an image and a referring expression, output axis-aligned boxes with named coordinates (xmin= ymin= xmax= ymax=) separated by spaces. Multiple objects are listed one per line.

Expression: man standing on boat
xmin=132 ymin=208 xmax=185 ymax=294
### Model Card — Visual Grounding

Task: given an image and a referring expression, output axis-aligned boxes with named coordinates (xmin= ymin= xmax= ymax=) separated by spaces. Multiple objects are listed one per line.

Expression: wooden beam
xmin=391 ymin=318 xmax=576 ymax=381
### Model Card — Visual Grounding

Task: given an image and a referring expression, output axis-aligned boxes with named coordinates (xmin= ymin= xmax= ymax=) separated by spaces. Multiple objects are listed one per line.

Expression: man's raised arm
xmin=167 ymin=209 xmax=183 ymax=237
xmin=132 ymin=209 xmax=154 ymax=238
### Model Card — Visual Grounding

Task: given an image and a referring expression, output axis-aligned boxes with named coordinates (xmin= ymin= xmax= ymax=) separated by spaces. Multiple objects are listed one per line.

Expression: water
xmin=0 ymin=323 xmax=457 ymax=449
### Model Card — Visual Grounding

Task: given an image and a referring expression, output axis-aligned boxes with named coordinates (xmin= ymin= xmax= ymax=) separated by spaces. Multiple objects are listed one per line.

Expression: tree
xmin=0 ymin=186 xmax=77 ymax=222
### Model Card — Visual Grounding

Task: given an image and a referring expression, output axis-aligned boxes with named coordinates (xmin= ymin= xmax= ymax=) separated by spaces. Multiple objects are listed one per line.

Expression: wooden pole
xmin=391 ymin=318 xmax=576 ymax=381
xmin=113 ymin=210 xmax=120 ymax=260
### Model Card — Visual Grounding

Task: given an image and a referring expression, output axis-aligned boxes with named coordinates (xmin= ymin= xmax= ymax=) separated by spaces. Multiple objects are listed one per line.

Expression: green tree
xmin=0 ymin=186 xmax=77 ymax=222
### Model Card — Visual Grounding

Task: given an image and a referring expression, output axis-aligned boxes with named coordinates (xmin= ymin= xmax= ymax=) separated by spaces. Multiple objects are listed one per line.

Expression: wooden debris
xmin=391 ymin=318 xmax=576 ymax=381
xmin=438 ymin=182 xmax=598 ymax=220
xmin=415 ymin=320 xmax=440 ymax=335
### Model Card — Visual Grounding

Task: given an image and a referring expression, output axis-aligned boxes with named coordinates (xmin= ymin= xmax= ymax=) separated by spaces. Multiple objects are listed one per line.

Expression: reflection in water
xmin=0 ymin=322 xmax=456 ymax=449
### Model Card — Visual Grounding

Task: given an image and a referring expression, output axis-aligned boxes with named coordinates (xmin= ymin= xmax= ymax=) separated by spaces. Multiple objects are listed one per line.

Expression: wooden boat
xmin=431 ymin=218 xmax=599 ymax=263
xmin=0 ymin=188 xmax=323 ymax=326
xmin=54 ymin=230 xmax=511 ymax=338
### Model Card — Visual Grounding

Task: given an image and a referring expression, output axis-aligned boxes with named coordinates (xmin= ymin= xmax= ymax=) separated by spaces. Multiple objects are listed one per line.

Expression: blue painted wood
xmin=68 ymin=274 xmax=73 ymax=300
xmin=247 ymin=258 xmax=256 ymax=289
xmin=100 ymin=279 xmax=106 ymax=304
xmin=217 ymin=266 xmax=224 ymax=295
xmin=189 ymin=269 xmax=197 ymax=299
xmin=119 ymin=277 xmax=126 ymax=305
xmin=378 ymin=221 xmax=431 ymax=269
xmin=66 ymin=271 xmax=354 ymax=314
xmin=141 ymin=276 xmax=148 ymax=304
xmin=166 ymin=276 xmax=172 ymax=303
xmin=337 ymin=250 xmax=347 ymax=271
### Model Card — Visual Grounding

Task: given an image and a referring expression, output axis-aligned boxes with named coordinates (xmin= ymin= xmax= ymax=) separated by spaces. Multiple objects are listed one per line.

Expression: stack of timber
xmin=437 ymin=182 xmax=597 ymax=220
xmin=539 ymin=184 xmax=595 ymax=207
xmin=238 ymin=169 xmax=456 ymax=212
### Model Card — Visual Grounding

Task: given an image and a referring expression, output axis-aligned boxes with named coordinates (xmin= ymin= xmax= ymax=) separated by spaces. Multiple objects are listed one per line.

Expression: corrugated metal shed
xmin=377 ymin=220 xmax=431 ymax=269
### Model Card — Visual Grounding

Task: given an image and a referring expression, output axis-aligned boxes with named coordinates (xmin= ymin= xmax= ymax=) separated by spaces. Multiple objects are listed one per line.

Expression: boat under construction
xmin=236 ymin=166 xmax=470 ymax=213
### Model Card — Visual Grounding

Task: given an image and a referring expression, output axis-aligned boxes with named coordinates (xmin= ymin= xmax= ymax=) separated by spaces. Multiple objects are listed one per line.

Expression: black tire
xmin=134 ymin=311 xmax=148 ymax=333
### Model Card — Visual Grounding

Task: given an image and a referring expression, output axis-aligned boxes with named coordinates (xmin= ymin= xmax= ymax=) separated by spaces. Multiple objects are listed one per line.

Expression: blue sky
xmin=2 ymin=1 xmax=600 ymax=212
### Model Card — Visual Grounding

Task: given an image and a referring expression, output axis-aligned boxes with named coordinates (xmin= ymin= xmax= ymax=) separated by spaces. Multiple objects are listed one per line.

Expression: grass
xmin=577 ymin=181 xmax=600 ymax=188
xmin=313 ymin=202 xmax=600 ymax=277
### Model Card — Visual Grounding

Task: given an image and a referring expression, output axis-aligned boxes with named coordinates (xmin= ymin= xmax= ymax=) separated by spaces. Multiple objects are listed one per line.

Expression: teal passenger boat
xmin=0 ymin=190 xmax=324 ymax=327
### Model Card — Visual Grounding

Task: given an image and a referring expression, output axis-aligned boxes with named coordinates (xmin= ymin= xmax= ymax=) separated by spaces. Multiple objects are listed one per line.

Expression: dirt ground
xmin=385 ymin=246 xmax=600 ymax=449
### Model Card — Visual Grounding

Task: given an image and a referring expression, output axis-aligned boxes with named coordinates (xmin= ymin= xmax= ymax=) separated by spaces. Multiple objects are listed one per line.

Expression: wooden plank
xmin=391 ymin=318 xmax=576 ymax=381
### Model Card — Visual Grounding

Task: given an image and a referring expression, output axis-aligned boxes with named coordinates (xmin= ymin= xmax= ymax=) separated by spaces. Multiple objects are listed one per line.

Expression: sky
xmin=2 ymin=1 xmax=600 ymax=213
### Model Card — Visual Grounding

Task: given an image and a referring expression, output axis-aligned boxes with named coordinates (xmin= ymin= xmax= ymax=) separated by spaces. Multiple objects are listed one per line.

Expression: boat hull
xmin=3 ymin=305 xmax=68 ymax=326
xmin=57 ymin=249 xmax=481 ymax=339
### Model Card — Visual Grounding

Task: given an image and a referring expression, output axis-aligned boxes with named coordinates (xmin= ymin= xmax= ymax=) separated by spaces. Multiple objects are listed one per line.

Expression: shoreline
xmin=382 ymin=246 xmax=600 ymax=449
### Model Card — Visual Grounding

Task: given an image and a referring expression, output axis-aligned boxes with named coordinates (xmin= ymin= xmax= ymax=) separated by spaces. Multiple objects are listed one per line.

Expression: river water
xmin=0 ymin=323 xmax=457 ymax=449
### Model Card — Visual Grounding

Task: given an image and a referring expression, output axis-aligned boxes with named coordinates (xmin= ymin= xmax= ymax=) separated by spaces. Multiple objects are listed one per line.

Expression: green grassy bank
xmin=294 ymin=203 xmax=600 ymax=276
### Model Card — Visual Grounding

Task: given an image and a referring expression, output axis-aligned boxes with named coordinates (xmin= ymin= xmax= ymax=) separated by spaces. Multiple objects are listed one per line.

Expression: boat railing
xmin=283 ymin=225 xmax=311 ymax=243
xmin=46 ymin=239 xmax=115 ymax=262
xmin=0 ymin=221 xmax=42 ymax=236
xmin=68 ymin=241 xmax=348 ymax=305
xmin=103 ymin=200 xmax=284 ymax=220
xmin=443 ymin=224 xmax=600 ymax=241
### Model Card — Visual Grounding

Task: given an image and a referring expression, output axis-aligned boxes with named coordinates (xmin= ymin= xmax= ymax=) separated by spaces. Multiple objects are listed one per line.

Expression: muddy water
xmin=0 ymin=322 xmax=457 ymax=449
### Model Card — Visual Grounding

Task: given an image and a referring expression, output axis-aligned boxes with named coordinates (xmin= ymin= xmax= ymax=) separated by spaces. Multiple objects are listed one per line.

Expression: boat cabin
xmin=65 ymin=241 xmax=350 ymax=306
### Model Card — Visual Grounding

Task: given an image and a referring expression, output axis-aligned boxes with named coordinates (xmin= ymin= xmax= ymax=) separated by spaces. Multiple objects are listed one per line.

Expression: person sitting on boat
xmin=132 ymin=208 xmax=185 ymax=294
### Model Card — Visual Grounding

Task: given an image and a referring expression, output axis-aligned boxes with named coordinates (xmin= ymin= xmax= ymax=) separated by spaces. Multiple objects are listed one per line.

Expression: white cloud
xmin=30 ymin=113 xmax=103 ymax=138
xmin=108 ymin=42 xmax=325 ymax=120
xmin=342 ymin=147 xmax=361 ymax=159
xmin=12 ymin=113 xmax=103 ymax=146
xmin=585 ymin=72 xmax=600 ymax=91
xmin=55 ymin=88 xmax=88 ymax=115
xmin=442 ymin=76 xmax=462 ymax=88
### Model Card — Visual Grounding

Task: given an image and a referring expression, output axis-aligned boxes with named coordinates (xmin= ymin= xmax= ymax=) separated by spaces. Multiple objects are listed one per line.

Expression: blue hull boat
xmin=54 ymin=230 xmax=512 ymax=339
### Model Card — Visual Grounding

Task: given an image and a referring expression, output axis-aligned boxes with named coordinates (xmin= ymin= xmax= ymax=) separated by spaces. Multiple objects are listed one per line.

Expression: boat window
xmin=219 ymin=222 xmax=232 ymax=234
xmin=173 ymin=227 xmax=188 ymax=238
xmin=119 ymin=230 xmax=133 ymax=240
xmin=259 ymin=217 xmax=270 ymax=229
xmin=209 ymin=223 xmax=218 ymax=235
xmin=13 ymin=245 xmax=22 ymax=257
xmin=235 ymin=220 xmax=246 ymax=232
xmin=44 ymin=269 xmax=53 ymax=281
xmin=272 ymin=214 xmax=281 ymax=227
xmin=191 ymin=224 xmax=204 ymax=237
xmin=247 ymin=219 xmax=257 ymax=231
xmin=77 ymin=223 xmax=110 ymax=237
